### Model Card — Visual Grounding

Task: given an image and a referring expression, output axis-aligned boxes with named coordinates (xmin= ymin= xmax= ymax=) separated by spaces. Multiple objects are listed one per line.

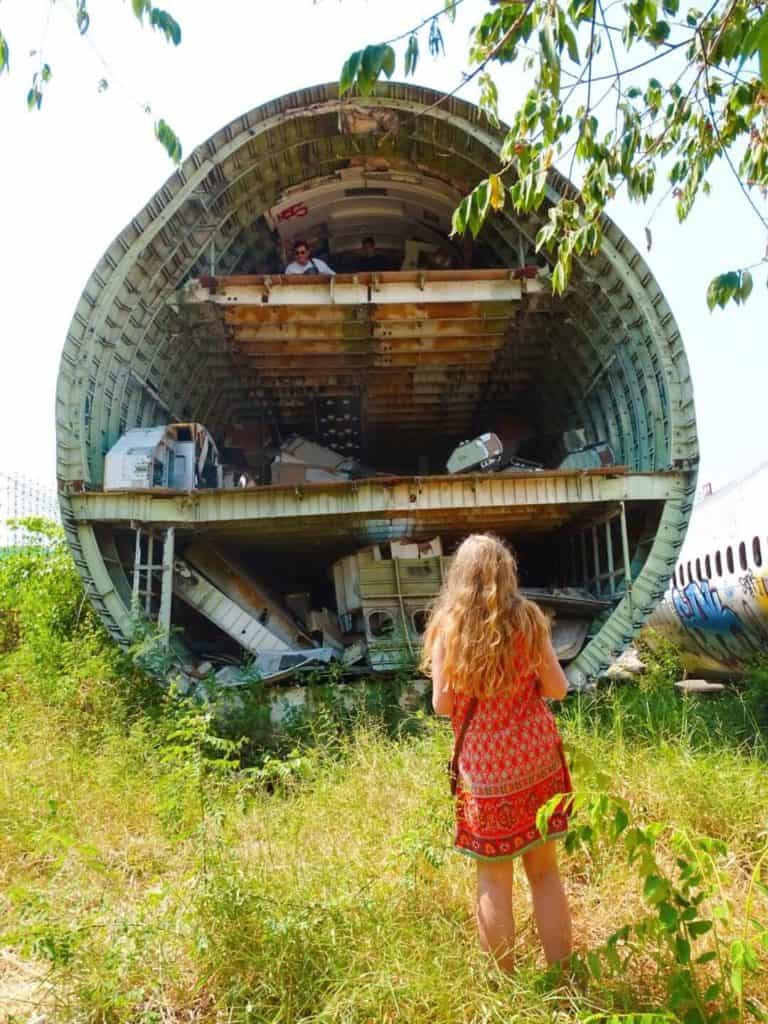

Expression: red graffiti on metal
xmin=277 ymin=202 xmax=309 ymax=221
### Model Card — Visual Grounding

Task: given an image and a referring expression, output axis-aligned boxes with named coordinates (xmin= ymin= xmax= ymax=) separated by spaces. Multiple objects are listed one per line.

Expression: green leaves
xmin=340 ymin=43 xmax=396 ymax=97
xmin=333 ymin=0 xmax=764 ymax=310
xmin=75 ymin=0 xmax=90 ymax=35
xmin=2 ymin=0 xmax=185 ymax=161
xmin=623 ymin=0 xmax=670 ymax=47
xmin=740 ymin=12 xmax=768 ymax=84
xmin=130 ymin=1 xmax=182 ymax=45
xmin=478 ymin=70 xmax=500 ymax=126
xmin=582 ymin=1015 xmax=674 ymax=1024
xmin=647 ymin=19 xmax=671 ymax=45
xmin=428 ymin=17 xmax=445 ymax=58
xmin=675 ymin=935 xmax=691 ymax=964
xmin=659 ymin=901 xmax=679 ymax=929
xmin=552 ymin=790 xmax=768 ymax=1024
xmin=27 ymin=65 xmax=52 ymax=111
xmin=149 ymin=8 xmax=182 ymax=46
xmin=404 ymin=34 xmax=419 ymax=76
xmin=644 ymin=873 xmax=672 ymax=905
xmin=557 ymin=7 xmax=580 ymax=62
xmin=538 ymin=18 xmax=561 ymax=97
xmin=451 ymin=179 xmax=491 ymax=238
xmin=343 ymin=4 xmax=461 ymax=97
xmin=706 ymin=269 xmax=754 ymax=310
xmin=155 ymin=118 xmax=182 ymax=163
xmin=452 ymin=173 xmax=513 ymax=238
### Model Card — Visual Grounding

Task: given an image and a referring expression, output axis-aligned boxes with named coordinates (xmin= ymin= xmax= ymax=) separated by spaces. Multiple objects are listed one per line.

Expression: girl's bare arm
xmin=431 ymin=639 xmax=454 ymax=716
xmin=537 ymin=636 xmax=569 ymax=700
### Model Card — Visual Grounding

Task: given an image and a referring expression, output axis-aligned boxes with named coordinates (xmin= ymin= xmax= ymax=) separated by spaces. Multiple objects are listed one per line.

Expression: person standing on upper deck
xmin=356 ymin=236 xmax=390 ymax=272
xmin=284 ymin=240 xmax=335 ymax=276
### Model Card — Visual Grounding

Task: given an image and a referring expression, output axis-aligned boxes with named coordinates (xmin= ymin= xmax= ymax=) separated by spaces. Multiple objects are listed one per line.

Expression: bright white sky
xmin=0 ymin=0 xmax=765 ymax=492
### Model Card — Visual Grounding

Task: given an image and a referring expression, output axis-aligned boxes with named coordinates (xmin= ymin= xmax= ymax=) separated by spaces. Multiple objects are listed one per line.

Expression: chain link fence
xmin=0 ymin=472 xmax=60 ymax=548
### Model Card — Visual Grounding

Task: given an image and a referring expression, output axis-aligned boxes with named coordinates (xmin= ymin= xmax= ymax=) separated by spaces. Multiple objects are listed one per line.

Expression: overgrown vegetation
xmin=0 ymin=523 xmax=766 ymax=1023
xmin=343 ymin=0 xmax=768 ymax=309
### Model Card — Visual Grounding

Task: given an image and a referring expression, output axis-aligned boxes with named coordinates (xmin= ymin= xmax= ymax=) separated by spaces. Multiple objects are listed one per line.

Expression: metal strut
xmin=131 ymin=524 xmax=175 ymax=646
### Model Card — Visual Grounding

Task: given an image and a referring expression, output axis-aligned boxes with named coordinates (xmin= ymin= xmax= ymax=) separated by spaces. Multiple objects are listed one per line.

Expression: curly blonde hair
xmin=419 ymin=533 xmax=550 ymax=698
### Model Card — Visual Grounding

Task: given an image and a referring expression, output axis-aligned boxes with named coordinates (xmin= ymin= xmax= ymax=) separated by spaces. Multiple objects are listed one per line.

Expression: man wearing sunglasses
xmin=284 ymin=240 xmax=335 ymax=276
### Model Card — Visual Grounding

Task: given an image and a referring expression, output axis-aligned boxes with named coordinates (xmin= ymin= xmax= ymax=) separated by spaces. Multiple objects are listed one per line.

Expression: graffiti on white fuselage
xmin=647 ymin=463 xmax=768 ymax=672
xmin=672 ymin=580 xmax=738 ymax=632
xmin=660 ymin=575 xmax=768 ymax=668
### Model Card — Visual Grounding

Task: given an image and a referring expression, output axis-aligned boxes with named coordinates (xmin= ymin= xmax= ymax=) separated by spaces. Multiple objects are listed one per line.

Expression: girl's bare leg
xmin=522 ymin=840 xmax=572 ymax=965
xmin=475 ymin=858 xmax=516 ymax=971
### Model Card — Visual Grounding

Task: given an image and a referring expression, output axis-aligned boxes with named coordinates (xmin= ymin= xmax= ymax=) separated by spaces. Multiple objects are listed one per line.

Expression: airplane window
xmin=715 ymin=550 xmax=722 ymax=576
xmin=705 ymin=555 xmax=711 ymax=578
xmin=695 ymin=558 xmax=702 ymax=581
xmin=739 ymin=541 xmax=747 ymax=571
xmin=726 ymin=547 xmax=734 ymax=574
xmin=753 ymin=537 xmax=762 ymax=567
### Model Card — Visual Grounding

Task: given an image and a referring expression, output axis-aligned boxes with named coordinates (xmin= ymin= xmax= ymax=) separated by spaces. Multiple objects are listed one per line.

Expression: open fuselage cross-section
xmin=55 ymin=82 xmax=698 ymax=688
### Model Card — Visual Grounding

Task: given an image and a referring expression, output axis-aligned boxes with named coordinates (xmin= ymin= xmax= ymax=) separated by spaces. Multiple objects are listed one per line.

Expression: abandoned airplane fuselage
xmin=56 ymin=83 xmax=698 ymax=687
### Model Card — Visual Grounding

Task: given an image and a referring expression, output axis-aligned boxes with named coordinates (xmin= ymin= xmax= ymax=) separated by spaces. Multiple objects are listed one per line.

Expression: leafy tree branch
xmin=341 ymin=0 xmax=768 ymax=308
xmin=0 ymin=0 xmax=184 ymax=162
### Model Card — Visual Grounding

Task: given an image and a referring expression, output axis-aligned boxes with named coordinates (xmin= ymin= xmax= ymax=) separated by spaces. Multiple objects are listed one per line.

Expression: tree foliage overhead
xmin=0 ymin=0 xmax=183 ymax=162
xmin=2 ymin=0 xmax=766 ymax=306
xmin=342 ymin=0 xmax=768 ymax=308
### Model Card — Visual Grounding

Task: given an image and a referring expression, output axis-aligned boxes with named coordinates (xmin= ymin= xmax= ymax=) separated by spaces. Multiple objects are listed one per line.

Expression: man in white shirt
xmin=284 ymin=240 xmax=335 ymax=275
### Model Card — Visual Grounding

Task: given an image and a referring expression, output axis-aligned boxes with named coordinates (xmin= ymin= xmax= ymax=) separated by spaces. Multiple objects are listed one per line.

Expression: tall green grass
xmin=0 ymin=524 xmax=766 ymax=1023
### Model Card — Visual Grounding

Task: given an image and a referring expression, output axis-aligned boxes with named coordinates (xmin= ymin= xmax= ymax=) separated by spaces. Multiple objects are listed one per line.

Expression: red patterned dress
xmin=451 ymin=654 xmax=572 ymax=861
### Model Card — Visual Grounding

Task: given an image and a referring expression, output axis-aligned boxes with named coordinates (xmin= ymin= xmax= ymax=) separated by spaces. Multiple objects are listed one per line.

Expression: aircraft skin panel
xmin=647 ymin=463 xmax=768 ymax=674
xmin=172 ymin=558 xmax=295 ymax=656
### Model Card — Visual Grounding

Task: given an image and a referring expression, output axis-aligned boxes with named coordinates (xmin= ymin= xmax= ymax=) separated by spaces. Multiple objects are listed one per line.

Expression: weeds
xmin=538 ymin=787 xmax=768 ymax=1024
xmin=637 ymin=629 xmax=686 ymax=692
xmin=0 ymin=527 xmax=766 ymax=1022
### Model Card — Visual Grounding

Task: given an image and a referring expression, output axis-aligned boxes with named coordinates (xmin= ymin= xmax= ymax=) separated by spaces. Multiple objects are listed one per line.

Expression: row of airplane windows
xmin=674 ymin=536 xmax=763 ymax=590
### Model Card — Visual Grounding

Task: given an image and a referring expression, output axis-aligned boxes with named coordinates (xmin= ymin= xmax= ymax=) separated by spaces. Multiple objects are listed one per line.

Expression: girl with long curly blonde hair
xmin=420 ymin=533 xmax=572 ymax=971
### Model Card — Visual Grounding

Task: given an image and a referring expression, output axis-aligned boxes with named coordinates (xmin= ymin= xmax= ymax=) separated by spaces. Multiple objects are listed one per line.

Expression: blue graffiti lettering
xmin=671 ymin=581 xmax=740 ymax=634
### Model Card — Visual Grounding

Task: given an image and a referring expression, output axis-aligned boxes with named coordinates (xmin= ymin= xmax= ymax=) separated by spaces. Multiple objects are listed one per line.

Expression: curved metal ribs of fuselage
xmin=56 ymin=83 xmax=698 ymax=682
